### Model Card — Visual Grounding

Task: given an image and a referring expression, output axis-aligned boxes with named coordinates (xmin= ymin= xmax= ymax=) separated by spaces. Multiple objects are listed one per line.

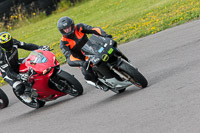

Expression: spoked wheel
xmin=0 ymin=89 xmax=9 ymax=109
xmin=118 ymin=61 xmax=148 ymax=89
xmin=13 ymin=89 xmax=45 ymax=109
xmin=56 ymin=70 xmax=83 ymax=97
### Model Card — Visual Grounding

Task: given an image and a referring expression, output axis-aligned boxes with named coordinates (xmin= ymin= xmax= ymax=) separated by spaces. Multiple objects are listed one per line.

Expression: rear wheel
xmin=118 ymin=61 xmax=148 ymax=88
xmin=13 ymin=89 xmax=45 ymax=109
xmin=55 ymin=70 xmax=83 ymax=97
xmin=0 ymin=88 xmax=9 ymax=109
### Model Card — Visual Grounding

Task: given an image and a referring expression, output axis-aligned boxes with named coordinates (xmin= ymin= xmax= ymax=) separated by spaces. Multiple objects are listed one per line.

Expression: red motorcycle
xmin=0 ymin=88 xmax=9 ymax=109
xmin=15 ymin=50 xmax=83 ymax=108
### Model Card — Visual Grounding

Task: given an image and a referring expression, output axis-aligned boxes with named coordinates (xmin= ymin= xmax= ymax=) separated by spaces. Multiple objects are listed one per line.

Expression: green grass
xmin=0 ymin=0 xmax=200 ymax=86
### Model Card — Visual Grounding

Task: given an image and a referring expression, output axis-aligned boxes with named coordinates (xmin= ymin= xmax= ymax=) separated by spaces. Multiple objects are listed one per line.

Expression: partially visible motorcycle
xmin=0 ymin=88 xmax=9 ymax=109
xmin=15 ymin=49 xmax=83 ymax=108
xmin=82 ymin=35 xmax=148 ymax=93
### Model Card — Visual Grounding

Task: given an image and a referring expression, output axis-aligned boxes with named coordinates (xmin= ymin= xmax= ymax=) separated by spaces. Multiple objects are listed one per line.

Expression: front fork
xmin=108 ymin=57 xmax=133 ymax=82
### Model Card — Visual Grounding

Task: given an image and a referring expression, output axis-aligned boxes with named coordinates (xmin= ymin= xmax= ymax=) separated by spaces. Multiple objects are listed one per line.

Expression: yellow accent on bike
xmin=0 ymin=33 xmax=11 ymax=44
xmin=102 ymin=54 xmax=109 ymax=62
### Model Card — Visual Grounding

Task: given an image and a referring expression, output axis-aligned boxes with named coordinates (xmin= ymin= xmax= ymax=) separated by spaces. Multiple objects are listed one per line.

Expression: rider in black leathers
xmin=57 ymin=16 xmax=112 ymax=91
xmin=0 ymin=32 xmax=50 ymax=96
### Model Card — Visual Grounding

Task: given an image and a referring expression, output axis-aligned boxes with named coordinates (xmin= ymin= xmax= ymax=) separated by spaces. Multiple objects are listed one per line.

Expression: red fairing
xmin=19 ymin=62 xmax=29 ymax=73
xmin=19 ymin=50 xmax=65 ymax=101
xmin=20 ymin=50 xmax=60 ymax=74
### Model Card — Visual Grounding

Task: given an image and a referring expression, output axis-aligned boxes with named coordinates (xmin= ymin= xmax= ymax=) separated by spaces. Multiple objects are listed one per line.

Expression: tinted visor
xmin=1 ymin=39 xmax=13 ymax=51
xmin=63 ymin=26 xmax=72 ymax=34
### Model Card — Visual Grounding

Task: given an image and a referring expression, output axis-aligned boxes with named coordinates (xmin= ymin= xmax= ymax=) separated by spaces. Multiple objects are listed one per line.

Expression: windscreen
xmin=82 ymin=35 xmax=105 ymax=55
xmin=28 ymin=51 xmax=47 ymax=63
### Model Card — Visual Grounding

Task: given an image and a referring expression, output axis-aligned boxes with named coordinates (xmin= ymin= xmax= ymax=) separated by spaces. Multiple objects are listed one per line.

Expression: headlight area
xmin=42 ymin=67 xmax=53 ymax=75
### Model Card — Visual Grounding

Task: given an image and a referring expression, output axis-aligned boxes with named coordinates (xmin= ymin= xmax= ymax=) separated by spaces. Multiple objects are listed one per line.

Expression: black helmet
xmin=0 ymin=32 xmax=13 ymax=51
xmin=57 ymin=16 xmax=75 ymax=37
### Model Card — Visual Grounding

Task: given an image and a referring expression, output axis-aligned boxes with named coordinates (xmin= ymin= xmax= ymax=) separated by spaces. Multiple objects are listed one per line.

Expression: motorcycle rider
xmin=57 ymin=16 xmax=112 ymax=91
xmin=0 ymin=32 xmax=50 ymax=100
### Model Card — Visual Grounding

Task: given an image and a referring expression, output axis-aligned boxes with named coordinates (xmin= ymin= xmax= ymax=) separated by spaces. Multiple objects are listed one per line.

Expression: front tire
xmin=13 ymin=89 xmax=45 ymax=109
xmin=118 ymin=61 xmax=148 ymax=88
xmin=56 ymin=70 xmax=83 ymax=97
xmin=0 ymin=88 xmax=9 ymax=109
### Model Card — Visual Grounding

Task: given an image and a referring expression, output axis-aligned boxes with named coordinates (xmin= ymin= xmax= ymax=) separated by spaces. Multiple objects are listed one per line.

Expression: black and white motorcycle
xmin=82 ymin=35 xmax=148 ymax=93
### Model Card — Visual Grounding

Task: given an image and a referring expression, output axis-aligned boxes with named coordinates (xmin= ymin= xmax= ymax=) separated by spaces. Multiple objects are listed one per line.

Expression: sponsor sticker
xmin=108 ymin=48 xmax=113 ymax=54
xmin=98 ymin=47 xmax=104 ymax=53
xmin=102 ymin=54 xmax=109 ymax=62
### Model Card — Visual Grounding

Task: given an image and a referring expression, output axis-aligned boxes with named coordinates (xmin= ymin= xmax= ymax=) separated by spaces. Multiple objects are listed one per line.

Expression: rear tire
xmin=118 ymin=61 xmax=148 ymax=88
xmin=56 ymin=70 xmax=83 ymax=97
xmin=0 ymin=88 xmax=9 ymax=109
xmin=13 ymin=89 xmax=45 ymax=109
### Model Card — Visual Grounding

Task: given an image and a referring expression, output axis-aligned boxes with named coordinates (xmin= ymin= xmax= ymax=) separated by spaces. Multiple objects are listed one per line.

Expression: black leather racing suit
xmin=60 ymin=23 xmax=110 ymax=82
xmin=0 ymin=39 xmax=40 ymax=94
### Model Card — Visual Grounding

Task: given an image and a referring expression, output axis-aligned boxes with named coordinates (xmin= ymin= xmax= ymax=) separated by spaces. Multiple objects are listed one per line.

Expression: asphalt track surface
xmin=1 ymin=19 xmax=200 ymax=133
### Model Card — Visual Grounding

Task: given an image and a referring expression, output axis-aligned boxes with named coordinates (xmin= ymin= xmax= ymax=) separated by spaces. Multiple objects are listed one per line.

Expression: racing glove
xmin=105 ymin=34 xmax=112 ymax=38
xmin=39 ymin=46 xmax=50 ymax=51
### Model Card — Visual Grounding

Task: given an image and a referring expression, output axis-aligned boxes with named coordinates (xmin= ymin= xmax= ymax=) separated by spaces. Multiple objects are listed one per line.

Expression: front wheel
xmin=118 ymin=61 xmax=148 ymax=88
xmin=0 ymin=88 xmax=9 ymax=109
xmin=13 ymin=89 xmax=45 ymax=109
xmin=55 ymin=70 xmax=83 ymax=97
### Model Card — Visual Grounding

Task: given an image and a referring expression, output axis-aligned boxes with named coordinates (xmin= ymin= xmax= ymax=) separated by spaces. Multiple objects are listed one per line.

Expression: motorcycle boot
xmin=20 ymin=94 xmax=32 ymax=103
xmin=96 ymin=81 xmax=109 ymax=92
xmin=13 ymin=82 xmax=32 ymax=103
